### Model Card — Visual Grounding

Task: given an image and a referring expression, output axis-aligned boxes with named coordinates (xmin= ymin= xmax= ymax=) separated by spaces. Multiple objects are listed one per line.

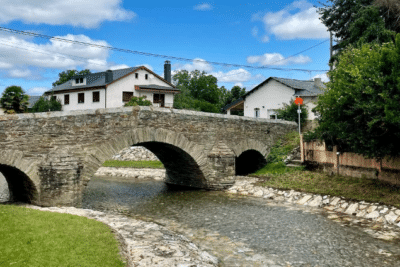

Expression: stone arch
xmin=0 ymin=150 xmax=40 ymax=204
xmin=82 ymin=127 xmax=210 ymax=188
xmin=230 ymin=139 xmax=269 ymax=175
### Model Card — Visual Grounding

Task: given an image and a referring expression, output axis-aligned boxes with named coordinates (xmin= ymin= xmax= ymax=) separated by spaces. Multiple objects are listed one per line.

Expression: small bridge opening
xmin=236 ymin=150 xmax=267 ymax=176
xmin=135 ymin=142 xmax=207 ymax=188
xmin=0 ymin=164 xmax=38 ymax=203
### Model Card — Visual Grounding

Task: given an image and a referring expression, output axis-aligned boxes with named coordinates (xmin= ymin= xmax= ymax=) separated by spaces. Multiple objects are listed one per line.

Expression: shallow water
xmin=82 ymin=176 xmax=400 ymax=266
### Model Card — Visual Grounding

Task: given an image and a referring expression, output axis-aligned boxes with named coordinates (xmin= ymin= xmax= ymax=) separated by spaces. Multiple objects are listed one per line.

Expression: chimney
xmin=314 ymin=77 xmax=322 ymax=88
xmin=164 ymin=60 xmax=171 ymax=83
xmin=105 ymin=70 xmax=113 ymax=84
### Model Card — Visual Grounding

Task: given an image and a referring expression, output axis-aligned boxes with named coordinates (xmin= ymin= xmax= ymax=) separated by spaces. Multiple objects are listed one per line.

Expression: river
xmin=81 ymin=176 xmax=400 ymax=266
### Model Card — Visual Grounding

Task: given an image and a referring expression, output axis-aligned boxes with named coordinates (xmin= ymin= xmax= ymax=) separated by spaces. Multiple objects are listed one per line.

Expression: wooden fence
xmin=300 ymin=135 xmax=400 ymax=184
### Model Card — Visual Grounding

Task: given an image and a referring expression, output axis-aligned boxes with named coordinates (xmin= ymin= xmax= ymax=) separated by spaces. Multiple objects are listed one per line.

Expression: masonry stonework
xmin=0 ymin=106 xmax=296 ymax=206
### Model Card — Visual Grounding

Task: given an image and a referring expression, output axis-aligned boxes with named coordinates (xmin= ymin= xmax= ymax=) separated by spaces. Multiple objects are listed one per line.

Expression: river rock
xmin=307 ymin=196 xmax=323 ymax=207
xmin=345 ymin=203 xmax=359 ymax=215
xmin=297 ymin=195 xmax=312 ymax=205
xmin=365 ymin=211 xmax=380 ymax=220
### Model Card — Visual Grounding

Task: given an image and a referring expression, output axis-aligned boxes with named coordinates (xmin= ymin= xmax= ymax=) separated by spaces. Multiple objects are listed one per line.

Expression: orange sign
xmin=294 ymin=97 xmax=303 ymax=105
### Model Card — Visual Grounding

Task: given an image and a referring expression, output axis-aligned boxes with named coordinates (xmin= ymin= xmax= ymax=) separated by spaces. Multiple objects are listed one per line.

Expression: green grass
xmin=0 ymin=204 xmax=126 ymax=267
xmin=254 ymin=169 xmax=400 ymax=208
xmin=253 ymin=162 xmax=304 ymax=175
xmin=267 ymin=131 xmax=300 ymax=164
xmin=102 ymin=160 xmax=164 ymax=169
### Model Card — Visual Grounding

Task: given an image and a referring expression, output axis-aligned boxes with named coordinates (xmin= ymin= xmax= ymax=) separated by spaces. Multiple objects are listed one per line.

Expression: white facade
xmin=50 ymin=68 xmax=177 ymax=111
xmin=106 ymin=69 xmax=173 ymax=109
xmin=243 ymin=79 xmax=319 ymax=120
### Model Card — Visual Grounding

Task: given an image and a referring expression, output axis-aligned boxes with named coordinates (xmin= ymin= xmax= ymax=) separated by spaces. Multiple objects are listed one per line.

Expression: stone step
xmin=286 ymin=163 xmax=303 ymax=168
xmin=291 ymin=159 xmax=302 ymax=164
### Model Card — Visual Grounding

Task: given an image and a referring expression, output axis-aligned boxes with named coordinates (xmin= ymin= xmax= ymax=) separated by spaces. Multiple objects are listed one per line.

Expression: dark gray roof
xmin=137 ymin=85 xmax=180 ymax=92
xmin=46 ymin=66 xmax=176 ymax=93
xmin=222 ymin=97 xmax=244 ymax=111
xmin=244 ymin=77 xmax=326 ymax=99
xmin=28 ymin=95 xmax=41 ymax=108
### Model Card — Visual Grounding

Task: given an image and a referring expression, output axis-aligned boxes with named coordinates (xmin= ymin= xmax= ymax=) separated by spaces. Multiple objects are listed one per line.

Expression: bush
xmin=30 ymin=96 xmax=62 ymax=113
xmin=124 ymin=96 xmax=152 ymax=106
xmin=276 ymin=101 xmax=308 ymax=125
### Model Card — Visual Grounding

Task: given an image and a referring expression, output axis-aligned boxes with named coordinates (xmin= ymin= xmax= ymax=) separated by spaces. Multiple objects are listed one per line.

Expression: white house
xmin=223 ymin=77 xmax=325 ymax=120
xmin=45 ymin=61 xmax=179 ymax=111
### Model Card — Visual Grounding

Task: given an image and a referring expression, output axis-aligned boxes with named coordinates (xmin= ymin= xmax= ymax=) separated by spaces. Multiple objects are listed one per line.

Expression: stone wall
xmin=0 ymin=173 xmax=10 ymax=202
xmin=112 ymin=146 xmax=159 ymax=161
xmin=0 ymin=106 xmax=296 ymax=206
xmin=95 ymin=167 xmax=165 ymax=180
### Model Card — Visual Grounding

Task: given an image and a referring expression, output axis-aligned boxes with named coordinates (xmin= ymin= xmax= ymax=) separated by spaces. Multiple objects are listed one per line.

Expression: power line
xmin=267 ymin=39 xmax=329 ymax=65
xmin=0 ymin=26 xmax=329 ymax=73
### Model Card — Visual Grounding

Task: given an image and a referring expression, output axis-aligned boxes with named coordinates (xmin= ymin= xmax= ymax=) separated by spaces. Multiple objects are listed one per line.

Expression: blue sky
xmin=0 ymin=0 xmax=331 ymax=96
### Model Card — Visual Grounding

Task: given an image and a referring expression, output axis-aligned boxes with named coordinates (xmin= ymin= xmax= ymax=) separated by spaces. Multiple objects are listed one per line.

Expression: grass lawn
xmin=0 ymin=204 xmax=126 ymax=267
xmin=253 ymin=165 xmax=400 ymax=208
xmin=102 ymin=160 xmax=164 ymax=169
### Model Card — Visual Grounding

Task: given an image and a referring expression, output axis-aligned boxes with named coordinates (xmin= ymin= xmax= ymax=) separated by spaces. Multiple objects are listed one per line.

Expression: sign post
xmin=294 ymin=97 xmax=303 ymax=135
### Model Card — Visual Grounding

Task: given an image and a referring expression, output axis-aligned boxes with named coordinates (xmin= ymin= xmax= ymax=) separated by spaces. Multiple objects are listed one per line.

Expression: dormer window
xmin=75 ymin=78 xmax=84 ymax=84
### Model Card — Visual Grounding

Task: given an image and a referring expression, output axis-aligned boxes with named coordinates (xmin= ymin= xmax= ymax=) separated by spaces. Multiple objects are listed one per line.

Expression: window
xmin=135 ymin=73 xmax=138 ymax=79
xmin=93 ymin=91 xmax=100 ymax=103
xmin=122 ymin=92 xmax=133 ymax=102
xmin=153 ymin=93 xmax=165 ymax=107
xmin=75 ymin=77 xmax=84 ymax=84
xmin=254 ymin=108 xmax=260 ymax=118
xmin=145 ymin=74 xmax=148 ymax=80
xmin=78 ymin=93 xmax=85 ymax=104
xmin=64 ymin=94 xmax=69 ymax=105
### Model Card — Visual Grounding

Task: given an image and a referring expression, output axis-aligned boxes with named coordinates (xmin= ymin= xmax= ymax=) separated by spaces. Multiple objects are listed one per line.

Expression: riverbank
xmin=227 ymin=176 xmax=400 ymax=241
xmin=24 ymin=205 xmax=218 ymax=267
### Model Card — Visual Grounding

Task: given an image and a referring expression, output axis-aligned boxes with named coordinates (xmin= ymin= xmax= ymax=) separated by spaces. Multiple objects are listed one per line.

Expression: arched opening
xmin=0 ymin=164 xmax=38 ymax=203
xmin=236 ymin=150 xmax=267 ymax=176
xmin=134 ymin=142 xmax=207 ymax=188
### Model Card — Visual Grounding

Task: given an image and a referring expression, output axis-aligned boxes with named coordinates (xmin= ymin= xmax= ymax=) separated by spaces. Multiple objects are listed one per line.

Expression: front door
xmin=153 ymin=94 xmax=165 ymax=107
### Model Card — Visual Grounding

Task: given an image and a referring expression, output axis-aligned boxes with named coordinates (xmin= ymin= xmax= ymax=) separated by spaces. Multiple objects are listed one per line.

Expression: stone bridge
xmin=0 ymin=107 xmax=296 ymax=206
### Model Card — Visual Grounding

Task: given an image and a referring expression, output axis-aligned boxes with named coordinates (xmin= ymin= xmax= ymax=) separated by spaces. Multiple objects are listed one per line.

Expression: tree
xmin=309 ymin=34 xmax=400 ymax=159
xmin=173 ymin=70 xmax=224 ymax=113
xmin=30 ymin=96 xmax=62 ymax=112
xmin=373 ymin=0 xmax=400 ymax=33
xmin=276 ymin=101 xmax=308 ymax=125
xmin=124 ymin=96 xmax=152 ymax=106
xmin=52 ymin=69 xmax=91 ymax=87
xmin=0 ymin=86 xmax=29 ymax=113
xmin=318 ymin=0 xmax=397 ymax=57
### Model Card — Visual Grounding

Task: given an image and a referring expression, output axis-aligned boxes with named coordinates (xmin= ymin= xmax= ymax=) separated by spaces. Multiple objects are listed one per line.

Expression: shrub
xmin=30 ymin=96 xmax=62 ymax=113
xmin=124 ymin=96 xmax=152 ymax=106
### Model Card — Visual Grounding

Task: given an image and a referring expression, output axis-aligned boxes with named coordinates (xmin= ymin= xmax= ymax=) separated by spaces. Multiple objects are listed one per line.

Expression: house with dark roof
xmin=223 ymin=77 xmax=325 ymax=120
xmin=45 ymin=61 xmax=179 ymax=111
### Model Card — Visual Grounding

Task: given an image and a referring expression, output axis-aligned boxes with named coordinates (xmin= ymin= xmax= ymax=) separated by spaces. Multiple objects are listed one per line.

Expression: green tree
xmin=30 ymin=96 xmax=62 ymax=113
xmin=309 ymin=34 xmax=400 ymax=159
xmin=318 ymin=0 xmax=397 ymax=59
xmin=52 ymin=69 xmax=91 ymax=87
xmin=0 ymin=86 xmax=29 ymax=113
xmin=173 ymin=70 xmax=224 ymax=113
xmin=124 ymin=96 xmax=152 ymax=106
xmin=276 ymin=101 xmax=308 ymax=125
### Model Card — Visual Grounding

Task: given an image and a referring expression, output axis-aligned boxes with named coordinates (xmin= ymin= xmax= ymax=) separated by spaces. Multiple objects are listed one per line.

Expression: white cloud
xmin=234 ymin=82 xmax=244 ymax=88
xmin=8 ymin=69 xmax=32 ymax=78
xmin=0 ymin=33 xmax=124 ymax=80
xmin=211 ymin=69 xmax=265 ymax=83
xmin=174 ymin=58 xmax=213 ymax=73
xmin=138 ymin=64 xmax=153 ymax=71
xmin=0 ymin=0 xmax=135 ymax=28
xmin=247 ymin=53 xmax=311 ymax=66
xmin=194 ymin=3 xmax=213 ymax=11
xmin=257 ymin=0 xmax=329 ymax=40
xmin=261 ymin=35 xmax=270 ymax=43
xmin=28 ymin=87 xmax=49 ymax=95
xmin=313 ymin=73 xmax=329 ymax=82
